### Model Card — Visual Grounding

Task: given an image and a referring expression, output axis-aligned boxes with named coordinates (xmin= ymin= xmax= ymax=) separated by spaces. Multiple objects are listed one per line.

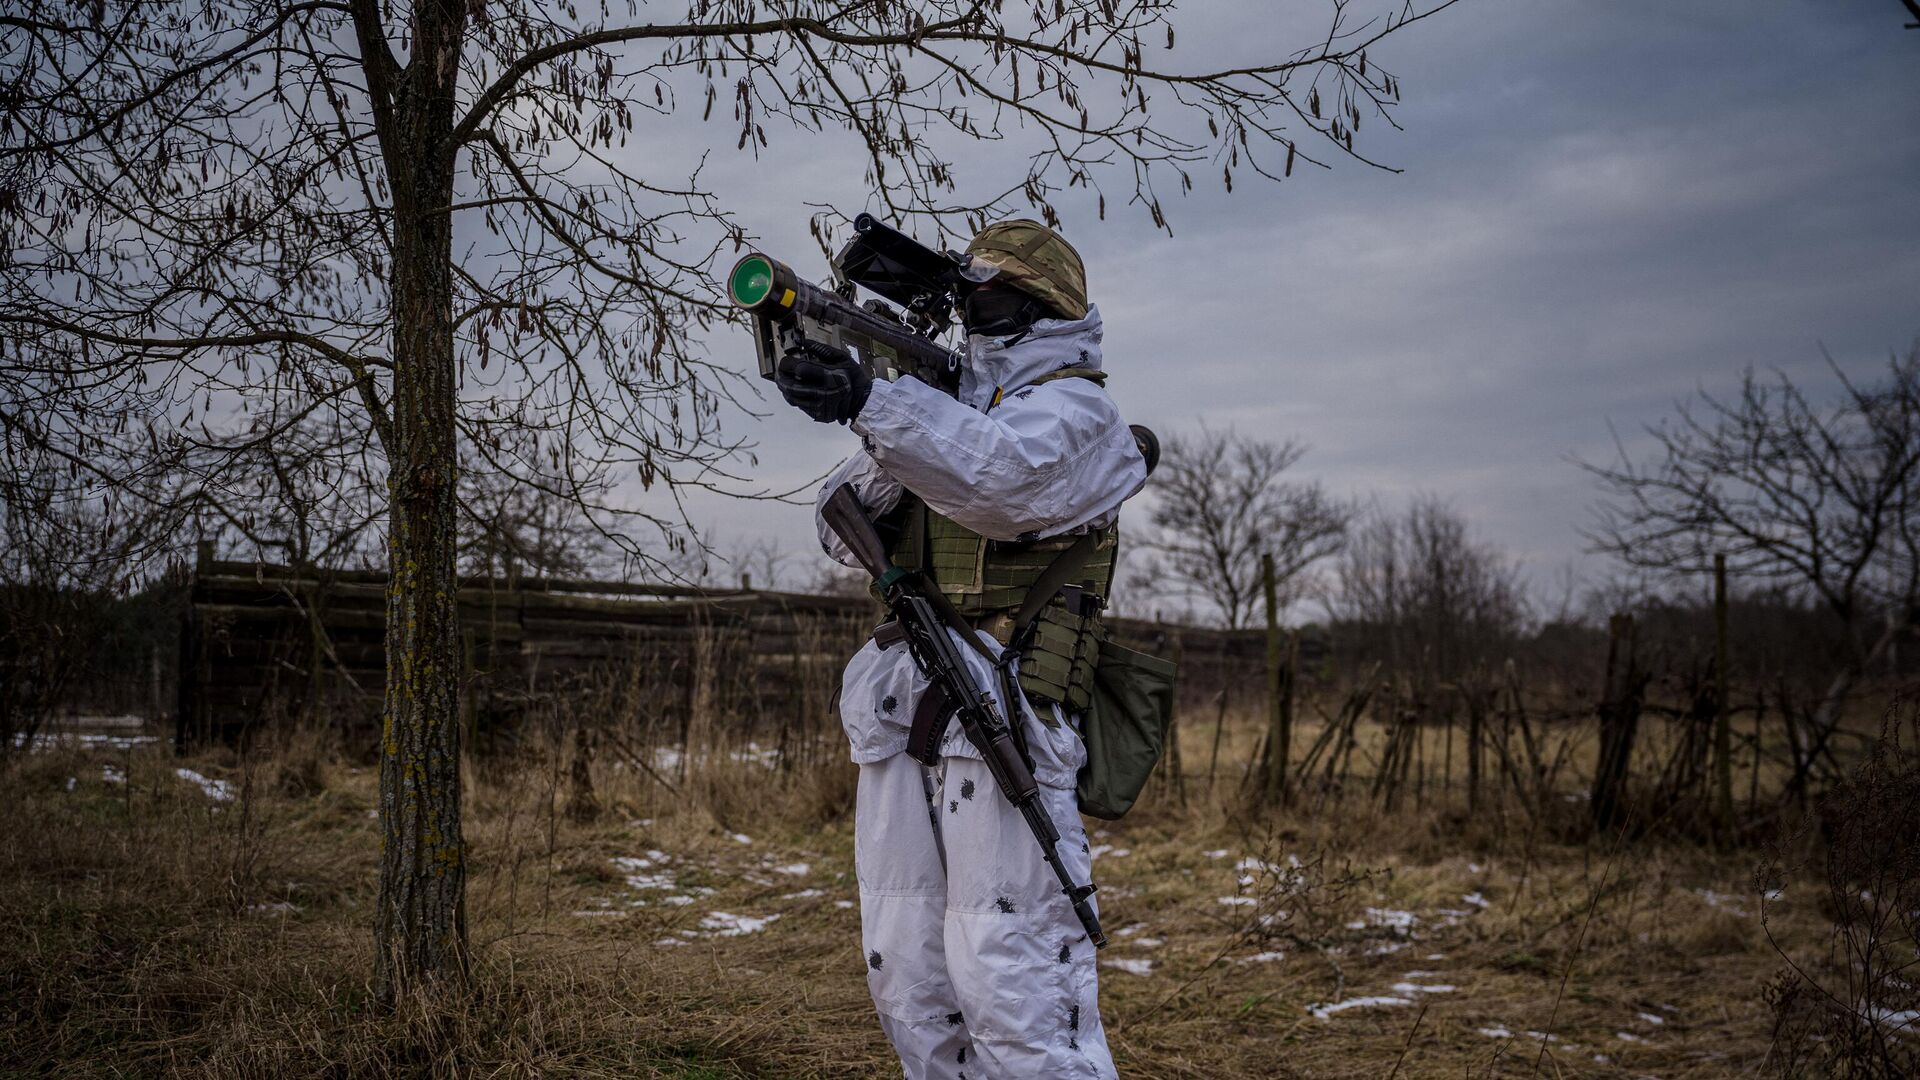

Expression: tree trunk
xmin=374 ymin=2 xmax=469 ymax=1001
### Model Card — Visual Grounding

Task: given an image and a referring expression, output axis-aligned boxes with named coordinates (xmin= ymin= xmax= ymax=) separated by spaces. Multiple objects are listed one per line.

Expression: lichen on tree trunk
xmin=373 ymin=0 xmax=469 ymax=1000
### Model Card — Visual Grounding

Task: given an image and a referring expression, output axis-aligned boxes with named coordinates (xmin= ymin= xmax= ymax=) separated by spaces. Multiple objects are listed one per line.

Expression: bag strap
xmin=1009 ymin=529 xmax=1103 ymax=642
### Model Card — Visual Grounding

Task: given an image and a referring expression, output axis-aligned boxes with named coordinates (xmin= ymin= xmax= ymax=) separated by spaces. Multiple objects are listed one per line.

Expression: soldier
xmin=775 ymin=221 xmax=1145 ymax=1079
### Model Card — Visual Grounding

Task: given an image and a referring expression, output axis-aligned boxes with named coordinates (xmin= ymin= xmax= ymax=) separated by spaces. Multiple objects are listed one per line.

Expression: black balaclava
xmin=962 ymin=284 xmax=1051 ymax=340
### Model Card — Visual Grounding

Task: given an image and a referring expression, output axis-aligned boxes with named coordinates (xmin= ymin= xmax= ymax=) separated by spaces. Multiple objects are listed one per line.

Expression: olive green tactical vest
xmin=887 ymin=498 xmax=1117 ymax=712
xmin=881 ymin=367 xmax=1118 ymax=713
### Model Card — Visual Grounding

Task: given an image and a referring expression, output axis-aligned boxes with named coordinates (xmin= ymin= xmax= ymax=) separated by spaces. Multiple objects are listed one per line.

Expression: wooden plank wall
xmin=177 ymin=552 xmax=1270 ymax=747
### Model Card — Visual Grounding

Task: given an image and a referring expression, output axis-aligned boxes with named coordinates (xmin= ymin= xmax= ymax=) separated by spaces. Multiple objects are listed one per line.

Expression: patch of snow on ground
xmin=834 ymin=900 xmax=855 ymax=909
xmin=102 ymin=765 xmax=125 ymax=784
xmin=1868 ymin=1006 xmax=1918 ymax=1033
xmin=573 ymin=910 xmax=627 ymax=918
xmin=1203 ymin=849 xmax=1229 ymax=859
xmin=1637 ymin=1012 xmax=1666 ymax=1026
xmin=1697 ymin=888 xmax=1750 ymax=914
xmin=653 ymin=937 xmax=688 ymax=946
xmin=1468 ymin=862 xmax=1484 ymax=873
xmin=1463 ymin=891 xmax=1491 ymax=908
xmin=729 ymin=832 xmax=753 ymax=845
xmin=175 ymin=767 xmax=234 ymax=801
xmin=772 ymin=862 xmax=810 ymax=876
xmin=1425 ymin=953 xmax=1446 ymax=960
xmin=1101 ymin=957 xmax=1153 ymax=976
xmin=1616 ymin=1032 xmax=1646 ymax=1042
xmin=659 ymin=895 xmax=696 ymax=906
xmin=1392 ymin=982 xmax=1457 ymax=994
xmin=781 ymin=888 xmax=826 ymax=900
xmin=1363 ymin=907 xmax=1419 ymax=932
xmin=1240 ymin=951 xmax=1286 ymax=964
xmin=619 ymin=871 xmax=677 ymax=890
xmin=1309 ymin=996 xmax=1411 ymax=1020
xmin=1363 ymin=940 xmax=1410 ymax=956
xmin=699 ymin=911 xmax=780 ymax=937
xmin=1133 ymin=937 xmax=1164 ymax=948
xmin=1478 ymin=1026 xmax=1513 ymax=1039
xmin=1218 ymin=896 xmax=1257 ymax=907
xmin=608 ymin=854 xmax=683 ymax=892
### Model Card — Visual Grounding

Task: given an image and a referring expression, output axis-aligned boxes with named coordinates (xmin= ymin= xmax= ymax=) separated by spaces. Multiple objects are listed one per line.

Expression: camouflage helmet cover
xmin=964 ymin=220 xmax=1088 ymax=321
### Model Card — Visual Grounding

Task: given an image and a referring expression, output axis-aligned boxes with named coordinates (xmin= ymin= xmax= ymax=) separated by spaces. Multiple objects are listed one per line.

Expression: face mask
xmin=963 ymin=286 xmax=1046 ymax=338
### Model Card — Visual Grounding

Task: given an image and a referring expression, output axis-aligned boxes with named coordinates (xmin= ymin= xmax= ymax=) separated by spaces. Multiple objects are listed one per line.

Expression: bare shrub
xmin=1761 ymin=697 xmax=1920 ymax=1077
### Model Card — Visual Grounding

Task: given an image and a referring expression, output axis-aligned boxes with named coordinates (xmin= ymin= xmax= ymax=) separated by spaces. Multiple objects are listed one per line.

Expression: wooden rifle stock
xmin=822 ymin=484 xmax=893 ymax=581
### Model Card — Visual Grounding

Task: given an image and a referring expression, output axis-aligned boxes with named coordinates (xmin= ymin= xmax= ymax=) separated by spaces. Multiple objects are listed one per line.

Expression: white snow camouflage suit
xmin=814 ymin=305 xmax=1146 ymax=1079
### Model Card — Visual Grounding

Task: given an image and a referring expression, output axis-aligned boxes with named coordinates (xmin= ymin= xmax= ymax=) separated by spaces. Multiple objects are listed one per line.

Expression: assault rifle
xmin=727 ymin=213 xmax=983 ymax=391
xmin=821 ymin=482 xmax=1108 ymax=949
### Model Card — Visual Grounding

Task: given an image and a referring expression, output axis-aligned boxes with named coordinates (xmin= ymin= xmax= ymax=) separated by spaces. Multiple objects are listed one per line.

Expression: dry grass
xmin=0 ymin=696 xmax=1904 ymax=1079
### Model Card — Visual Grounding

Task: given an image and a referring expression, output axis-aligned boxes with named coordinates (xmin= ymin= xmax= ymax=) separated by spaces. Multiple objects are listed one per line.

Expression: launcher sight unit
xmin=727 ymin=213 xmax=985 ymax=391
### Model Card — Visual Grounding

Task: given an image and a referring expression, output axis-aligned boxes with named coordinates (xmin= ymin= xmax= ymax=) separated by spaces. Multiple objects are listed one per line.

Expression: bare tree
xmin=1580 ymin=349 xmax=1920 ymax=735
xmin=726 ymin=535 xmax=793 ymax=592
xmin=1331 ymin=494 xmax=1529 ymax=675
xmin=1134 ymin=427 xmax=1354 ymax=628
xmin=460 ymin=464 xmax=614 ymax=581
xmin=1 ymin=0 xmax=1461 ymax=996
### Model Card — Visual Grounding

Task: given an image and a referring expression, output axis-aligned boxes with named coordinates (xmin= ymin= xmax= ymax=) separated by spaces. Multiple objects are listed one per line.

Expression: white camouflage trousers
xmin=856 ymin=752 xmax=1117 ymax=1079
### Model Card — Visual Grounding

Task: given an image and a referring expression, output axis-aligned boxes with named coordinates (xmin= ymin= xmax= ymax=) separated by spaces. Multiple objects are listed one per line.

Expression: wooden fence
xmin=176 ymin=547 xmax=1269 ymax=747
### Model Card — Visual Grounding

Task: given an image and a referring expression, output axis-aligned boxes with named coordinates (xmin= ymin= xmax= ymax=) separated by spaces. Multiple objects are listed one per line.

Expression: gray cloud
xmin=668 ymin=1 xmax=1920 ymax=606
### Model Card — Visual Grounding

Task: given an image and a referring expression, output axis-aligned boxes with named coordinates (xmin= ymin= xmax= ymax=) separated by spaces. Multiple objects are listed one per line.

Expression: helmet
xmin=964 ymin=220 xmax=1088 ymax=321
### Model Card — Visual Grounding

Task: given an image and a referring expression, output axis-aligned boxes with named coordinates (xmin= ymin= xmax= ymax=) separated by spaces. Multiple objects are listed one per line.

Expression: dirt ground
xmin=0 ymin=717 xmax=1894 ymax=1078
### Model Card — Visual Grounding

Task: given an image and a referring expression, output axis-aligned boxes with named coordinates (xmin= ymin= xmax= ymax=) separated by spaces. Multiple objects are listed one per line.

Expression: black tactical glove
xmin=775 ymin=340 xmax=872 ymax=424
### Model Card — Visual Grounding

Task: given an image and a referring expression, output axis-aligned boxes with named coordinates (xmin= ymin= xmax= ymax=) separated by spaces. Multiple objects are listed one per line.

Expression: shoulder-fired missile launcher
xmin=727 ymin=213 xmax=984 ymax=393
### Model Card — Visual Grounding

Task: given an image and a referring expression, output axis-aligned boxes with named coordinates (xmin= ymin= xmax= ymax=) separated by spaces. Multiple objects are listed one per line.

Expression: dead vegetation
xmin=4 ymin=679 xmax=1914 ymax=1078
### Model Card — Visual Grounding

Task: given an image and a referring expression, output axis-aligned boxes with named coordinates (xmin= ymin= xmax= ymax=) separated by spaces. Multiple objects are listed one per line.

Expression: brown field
xmin=1 ymin=696 xmax=1912 ymax=1079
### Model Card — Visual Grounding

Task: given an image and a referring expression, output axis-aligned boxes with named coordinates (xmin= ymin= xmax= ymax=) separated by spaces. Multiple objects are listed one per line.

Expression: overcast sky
xmin=662 ymin=1 xmax=1920 ymax=611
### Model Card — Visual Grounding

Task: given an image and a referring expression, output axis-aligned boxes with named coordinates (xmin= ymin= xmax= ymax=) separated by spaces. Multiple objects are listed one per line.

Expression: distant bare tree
xmin=808 ymin=559 xmax=873 ymax=600
xmin=726 ymin=536 xmax=793 ymax=592
xmin=1580 ymin=349 xmax=1920 ymax=735
xmin=1134 ymin=428 xmax=1355 ymax=628
xmin=460 ymin=465 xmax=613 ymax=582
xmin=1332 ymin=494 xmax=1529 ymax=675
